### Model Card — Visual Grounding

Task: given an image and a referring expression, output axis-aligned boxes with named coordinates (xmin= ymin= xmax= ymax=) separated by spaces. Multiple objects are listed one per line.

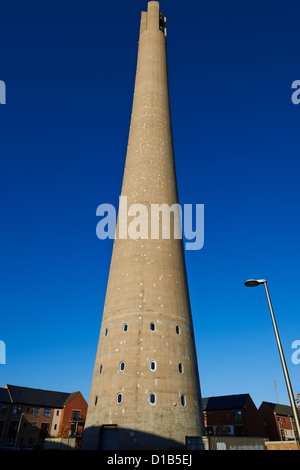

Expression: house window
xmin=235 ymin=425 xmax=245 ymax=437
xmin=1 ymin=405 xmax=8 ymax=414
xmin=234 ymin=410 xmax=242 ymax=420
xmin=34 ymin=408 xmax=40 ymax=416
xmin=72 ymin=410 xmax=80 ymax=418
xmin=40 ymin=423 xmax=49 ymax=438
xmin=13 ymin=405 xmax=21 ymax=415
xmin=56 ymin=410 xmax=59 ymax=416
xmin=149 ymin=393 xmax=156 ymax=405
xmin=32 ymin=422 xmax=37 ymax=429
xmin=117 ymin=393 xmax=123 ymax=404
xmin=43 ymin=409 xmax=51 ymax=417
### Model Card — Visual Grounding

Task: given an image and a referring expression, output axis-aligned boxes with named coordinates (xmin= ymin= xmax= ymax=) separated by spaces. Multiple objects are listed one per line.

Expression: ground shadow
xmin=81 ymin=425 xmax=193 ymax=450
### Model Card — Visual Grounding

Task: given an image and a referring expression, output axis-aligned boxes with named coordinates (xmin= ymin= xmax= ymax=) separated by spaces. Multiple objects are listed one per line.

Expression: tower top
xmin=140 ymin=1 xmax=167 ymax=37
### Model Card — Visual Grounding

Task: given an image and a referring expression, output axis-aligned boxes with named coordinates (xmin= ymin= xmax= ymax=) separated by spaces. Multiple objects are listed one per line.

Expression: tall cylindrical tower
xmin=82 ymin=1 xmax=205 ymax=450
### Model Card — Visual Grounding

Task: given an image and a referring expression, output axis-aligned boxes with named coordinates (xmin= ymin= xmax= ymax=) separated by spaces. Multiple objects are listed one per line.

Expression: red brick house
xmin=0 ymin=384 xmax=87 ymax=449
xmin=0 ymin=388 xmax=13 ymax=445
xmin=202 ymin=394 xmax=267 ymax=438
xmin=259 ymin=401 xmax=299 ymax=442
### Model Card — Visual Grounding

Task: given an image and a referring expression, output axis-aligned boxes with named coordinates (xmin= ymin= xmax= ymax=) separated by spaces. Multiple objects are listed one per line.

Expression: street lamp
xmin=14 ymin=412 xmax=24 ymax=448
xmin=244 ymin=278 xmax=300 ymax=442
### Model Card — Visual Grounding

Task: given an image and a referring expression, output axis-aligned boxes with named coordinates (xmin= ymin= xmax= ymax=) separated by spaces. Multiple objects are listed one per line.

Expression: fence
xmin=186 ymin=436 xmax=268 ymax=450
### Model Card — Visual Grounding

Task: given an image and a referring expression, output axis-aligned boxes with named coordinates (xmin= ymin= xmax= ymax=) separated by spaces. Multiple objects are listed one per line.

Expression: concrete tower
xmin=82 ymin=1 xmax=204 ymax=450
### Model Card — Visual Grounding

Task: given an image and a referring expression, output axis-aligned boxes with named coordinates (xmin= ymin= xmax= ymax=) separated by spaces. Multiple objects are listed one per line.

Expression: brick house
xmin=202 ymin=394 xmax=267 ymax=438
xmin=0 ymin=384 xmax=87 ymax=449
xmin=259 ymin=401 xmax=300 ymax=442
xmin=0 ymin=388 xmax=12 ymax=445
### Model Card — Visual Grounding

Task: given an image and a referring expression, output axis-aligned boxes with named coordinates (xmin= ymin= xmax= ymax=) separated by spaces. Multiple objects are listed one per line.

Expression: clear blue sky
xmin=1 ymin=0 xmax=300 ymax=409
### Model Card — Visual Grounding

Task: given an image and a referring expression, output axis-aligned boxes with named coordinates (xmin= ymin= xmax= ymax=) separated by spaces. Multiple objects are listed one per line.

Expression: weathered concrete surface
xmin=82 ymin=1 xmax=204 ymax=450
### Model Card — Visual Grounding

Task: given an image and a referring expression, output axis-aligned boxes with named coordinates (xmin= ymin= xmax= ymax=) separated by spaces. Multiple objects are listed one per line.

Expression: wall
xmin=61 ymin=392 xmax=87 ymax=430
xmin=44 ymin=437 xmax=76 ymax=450
xmin=265 ymin=441 xmax=300 ymax=451
xmin=244 ymin=396 xmax=267 ymax=437
xmin=208 ymin=436 xmax=267 ymax=450
xmin=259 ymin=403 xmax=278 ymax=440
xmin=50 ymin=408 xmax=62 ymax=437
xmin=0 ymin=403 xmax=13 ymax=446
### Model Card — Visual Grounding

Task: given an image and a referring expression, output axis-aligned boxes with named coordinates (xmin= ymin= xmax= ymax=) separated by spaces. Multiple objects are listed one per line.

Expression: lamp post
xmin=14 ymin=412 xmax=24 ymax=448
xmin=244 ymin=278 xmax=300 ymax=442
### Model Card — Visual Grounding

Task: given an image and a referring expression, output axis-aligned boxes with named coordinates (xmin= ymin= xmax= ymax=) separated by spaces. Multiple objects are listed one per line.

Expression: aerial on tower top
xmin=140 ymin=1 xmax=167 ymax=37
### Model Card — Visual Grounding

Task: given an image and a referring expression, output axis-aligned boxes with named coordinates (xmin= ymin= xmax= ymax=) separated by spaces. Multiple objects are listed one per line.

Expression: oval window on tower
xmin=123 ymin=323 xmax=128 ymax=332
xmin=117 ymin=393 xmax=123 ymax=404
xmin=150 ymin=322 xmax=156 ymax=332
xmin=178 ymin=363 xmax=184 ymax=374
xmin=99 ymin=364 xmax=103 ymax=374
xmin=181 ymin=395 xmax=186 ymax=407
xmin=175 ymin=325 xmax=181 ymax=335
xmin=120 ymin=361 xmax=125 ymax=372
xmin=105 ymin=328 xmax=108 ymax=336
xmin=149 ymin=393 xmax=156 ymax=405
xmin=150 ymin=361 xmax=156 ymax=371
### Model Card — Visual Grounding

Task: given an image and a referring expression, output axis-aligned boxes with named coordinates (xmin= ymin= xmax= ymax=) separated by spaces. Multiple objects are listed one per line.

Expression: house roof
xmin=4 ymin=385 xmax=79 ymax=408
xmin=261 ymin=401 xmax=300 ymax=418
xmin=0 ymin=387 xmax=11 ymax=404
xmin=202 ymin=394 xmax=250 ymax=411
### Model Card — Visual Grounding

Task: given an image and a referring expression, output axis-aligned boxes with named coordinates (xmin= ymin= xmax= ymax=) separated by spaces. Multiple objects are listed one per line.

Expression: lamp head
xmin=244 ymin=279 xmax=266 ymax=287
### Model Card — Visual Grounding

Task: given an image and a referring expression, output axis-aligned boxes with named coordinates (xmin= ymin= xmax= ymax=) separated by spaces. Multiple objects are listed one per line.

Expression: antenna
xmin=274 ymin=380 xmax=279 ymax=403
